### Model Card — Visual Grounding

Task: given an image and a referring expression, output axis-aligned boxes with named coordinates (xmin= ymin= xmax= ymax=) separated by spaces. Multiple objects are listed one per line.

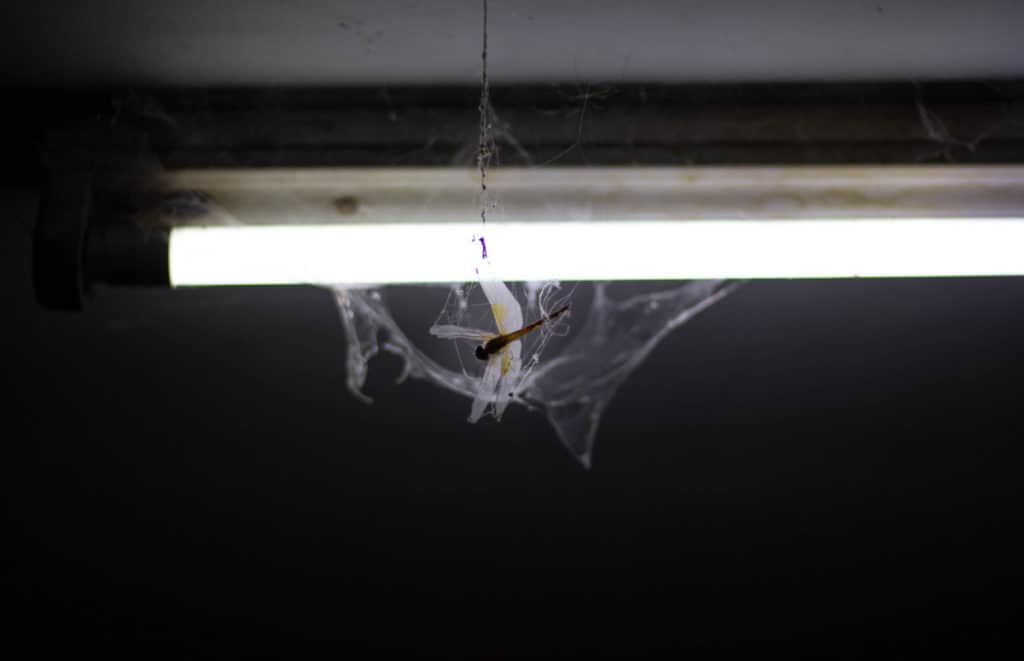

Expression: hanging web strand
xmin=477 ymin=0 xmax=490 ymax=226
xmin=428 ymin=0 xmax=542 ymax=423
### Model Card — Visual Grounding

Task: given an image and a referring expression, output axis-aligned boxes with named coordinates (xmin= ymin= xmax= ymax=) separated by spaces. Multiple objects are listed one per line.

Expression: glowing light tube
xmin=154 ymin=166 xmax=1024 ymax=285
xmin=170 ymin=218 xmax=1024 ymax=285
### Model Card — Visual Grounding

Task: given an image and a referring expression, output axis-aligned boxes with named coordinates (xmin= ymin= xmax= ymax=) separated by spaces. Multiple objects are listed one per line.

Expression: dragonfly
xmin=430 ymin=276 xmax=570 ymax=422
xmin=474 ymin=303 xmax=570 ymax=361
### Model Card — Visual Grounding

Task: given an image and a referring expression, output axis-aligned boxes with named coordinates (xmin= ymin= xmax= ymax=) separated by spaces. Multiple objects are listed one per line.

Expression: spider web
xmin=327 ymin=0 xmax=737 ymax=467
xmin=331 ymin=279 xmax=736 ymax=468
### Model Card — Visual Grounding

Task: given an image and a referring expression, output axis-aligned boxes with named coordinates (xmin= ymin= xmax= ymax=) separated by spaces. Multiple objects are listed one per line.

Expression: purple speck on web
xmin=479 ymin=236 xmax=488 ymax=259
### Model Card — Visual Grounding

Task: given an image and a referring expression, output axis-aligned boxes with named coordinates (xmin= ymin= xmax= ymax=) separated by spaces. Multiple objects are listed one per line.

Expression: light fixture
xmin=35 ymin=165 xmax=1024 ymax=307
xmin=162 ymin=164 xmax=1024 ymax=284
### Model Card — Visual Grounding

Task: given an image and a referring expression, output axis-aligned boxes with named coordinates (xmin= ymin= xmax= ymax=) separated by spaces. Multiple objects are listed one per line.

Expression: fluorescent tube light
xmin=169 ymin=218 xmax=1024 ymax=285
xmin=153 ymin=166 xmax=1024 ymax=285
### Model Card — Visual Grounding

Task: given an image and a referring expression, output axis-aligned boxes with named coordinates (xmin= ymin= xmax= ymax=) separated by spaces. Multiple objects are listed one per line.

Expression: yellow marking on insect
xmin=490 ymin=303 xmax=507 ymax=334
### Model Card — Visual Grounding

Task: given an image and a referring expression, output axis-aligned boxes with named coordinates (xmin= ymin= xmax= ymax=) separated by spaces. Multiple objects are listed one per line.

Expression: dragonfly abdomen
xmin=474 ymin=304 xmax=570 ymax=361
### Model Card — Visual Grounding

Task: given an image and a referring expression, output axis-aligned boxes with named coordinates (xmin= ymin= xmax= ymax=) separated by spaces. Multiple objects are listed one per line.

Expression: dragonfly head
xmin=474 ymin=345 xmax=489 ymax=361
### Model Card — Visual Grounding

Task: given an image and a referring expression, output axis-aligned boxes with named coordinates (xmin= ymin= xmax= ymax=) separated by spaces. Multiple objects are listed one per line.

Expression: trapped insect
xmin=430 ymin=270 xmax=570 ymax=422
xmin=474 ymin=304 xmax=570 ymax=361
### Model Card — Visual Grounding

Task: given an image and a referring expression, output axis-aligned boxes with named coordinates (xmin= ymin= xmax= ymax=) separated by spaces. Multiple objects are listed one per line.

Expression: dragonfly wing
xmin=478 ymin=265 xmax=524 ymax=336
xmin=493 ymin=342 xmax=522 ymax=420
xmin=429 ymin=324 xmax=492 ymax=342
xmin=469 ymin=355 xmax=503 ymax=423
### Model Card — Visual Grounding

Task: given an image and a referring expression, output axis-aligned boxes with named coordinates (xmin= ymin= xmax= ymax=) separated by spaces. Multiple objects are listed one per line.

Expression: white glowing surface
xmin=169 ymin=219 xmax=1024 ymax=285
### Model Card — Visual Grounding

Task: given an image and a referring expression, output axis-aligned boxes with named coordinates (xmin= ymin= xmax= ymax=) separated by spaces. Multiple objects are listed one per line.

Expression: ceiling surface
xmin=3 ymin=0 xmax=1023 ymax=86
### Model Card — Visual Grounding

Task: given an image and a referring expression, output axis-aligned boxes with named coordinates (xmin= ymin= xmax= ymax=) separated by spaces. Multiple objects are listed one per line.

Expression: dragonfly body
xmin=474 ymin=304 xmax=570 ymax=361
xmin=427 ymin=269 xmax=570 ymax=422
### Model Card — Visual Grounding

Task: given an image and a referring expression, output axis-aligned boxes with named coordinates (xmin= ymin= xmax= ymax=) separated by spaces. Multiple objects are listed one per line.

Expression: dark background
xmin=5 ymin=1 xmax=1024 ymax=656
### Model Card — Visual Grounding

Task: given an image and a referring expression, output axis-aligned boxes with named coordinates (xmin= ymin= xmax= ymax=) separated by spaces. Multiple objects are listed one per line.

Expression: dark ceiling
xmin=2 ymin=0 xmax=1023 ymax=86
xmin=4 ymin=2 xmax=1024 ymax=656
